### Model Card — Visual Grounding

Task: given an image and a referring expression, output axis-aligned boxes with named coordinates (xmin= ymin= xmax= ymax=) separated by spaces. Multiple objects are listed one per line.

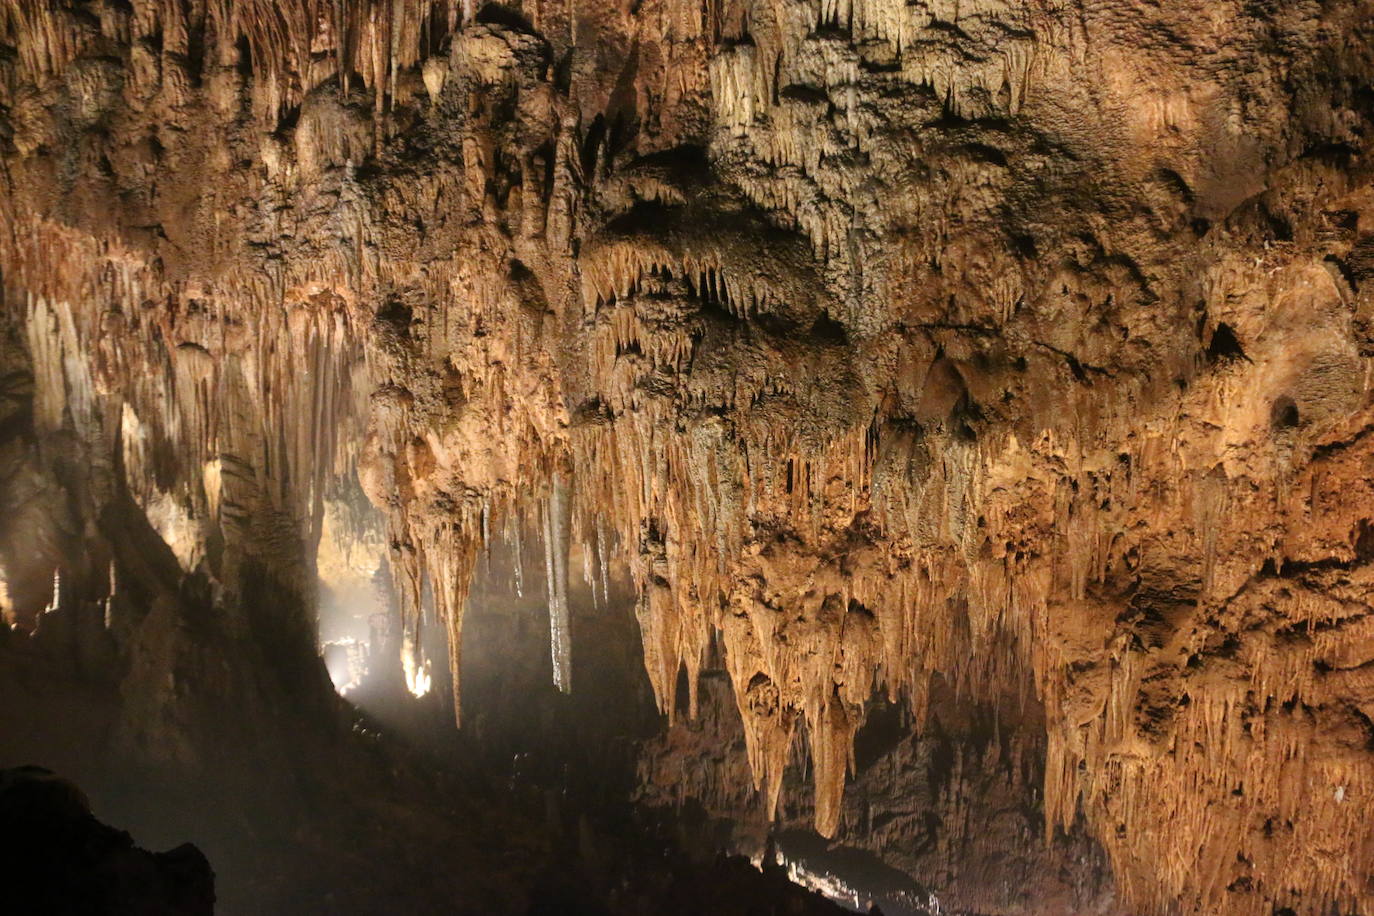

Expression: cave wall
xmin=3 ymin=1 xmax=1374 ymax=913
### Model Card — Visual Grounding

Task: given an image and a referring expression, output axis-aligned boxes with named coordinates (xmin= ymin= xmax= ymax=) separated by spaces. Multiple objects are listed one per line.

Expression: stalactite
xmin=595 ymin=520 xmax=610 ymax=607
xmin=546 ymin=475 xmax=572 ymax=694
xmin=5 ymin=2 xmax=1374 ymax=911
xmin=512 ymin=514 xmax=525 ymax=598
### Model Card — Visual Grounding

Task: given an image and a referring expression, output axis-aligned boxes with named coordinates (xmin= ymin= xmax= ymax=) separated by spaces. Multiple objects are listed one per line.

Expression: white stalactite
xmin=546 ymin=474 xmax=572 ymax=693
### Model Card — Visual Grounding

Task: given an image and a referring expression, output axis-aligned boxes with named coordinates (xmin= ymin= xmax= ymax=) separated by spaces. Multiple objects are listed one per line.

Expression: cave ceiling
xmin=3 ymin=1 xmax=1374 ymax=913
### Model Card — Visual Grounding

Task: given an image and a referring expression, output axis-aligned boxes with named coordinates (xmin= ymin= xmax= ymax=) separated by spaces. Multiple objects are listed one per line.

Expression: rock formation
xmin=3 ymin=0 xmax=1374 ymax=913
xmin=0 ymin=766 xmax=215 ymax=915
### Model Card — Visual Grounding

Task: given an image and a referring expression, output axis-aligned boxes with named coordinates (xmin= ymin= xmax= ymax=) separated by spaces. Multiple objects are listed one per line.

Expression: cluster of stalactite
xmin=4 ymin=1 xmax=1374 ymax=914
xmin=634 ymin=671 xmax=1122 ymax=915
xmin=2 ymin=216 xmax=371 ymax=629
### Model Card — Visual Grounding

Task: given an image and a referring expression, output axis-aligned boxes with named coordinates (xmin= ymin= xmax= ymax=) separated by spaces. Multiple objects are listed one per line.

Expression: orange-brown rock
xmin=3 ymin=1 xmax=1374 ymax=913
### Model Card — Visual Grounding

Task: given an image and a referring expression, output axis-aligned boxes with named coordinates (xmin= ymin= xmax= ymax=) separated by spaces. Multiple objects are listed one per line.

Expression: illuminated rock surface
xmin=2 ymin=0 xmax=1374 ymax=913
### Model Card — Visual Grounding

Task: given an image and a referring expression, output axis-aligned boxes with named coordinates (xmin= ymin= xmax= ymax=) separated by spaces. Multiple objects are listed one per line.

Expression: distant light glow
xmin=0 ymin=565 xmax=11 ymax=624
xmin=403 ymin=643 xmax=432 ymax=698
xmin=43 ymin=569 xmax=60 ymax=615
xmin=322 ymin=637 xmax=369 ymax=694
xmin=752 ymin=848 xmax=944 ymax=916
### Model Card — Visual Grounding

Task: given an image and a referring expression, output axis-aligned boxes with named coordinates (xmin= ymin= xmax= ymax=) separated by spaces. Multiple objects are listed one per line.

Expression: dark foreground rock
xmin=0 ymin=766 xmax=214 ymax=916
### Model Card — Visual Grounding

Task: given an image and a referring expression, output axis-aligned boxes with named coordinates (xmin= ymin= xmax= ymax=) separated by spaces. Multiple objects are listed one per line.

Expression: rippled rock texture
xmin=3 ymin=1 xmax=1374 ymax=913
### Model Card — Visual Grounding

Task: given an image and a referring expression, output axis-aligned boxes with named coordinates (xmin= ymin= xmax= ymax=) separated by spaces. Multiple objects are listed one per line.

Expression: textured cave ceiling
xmin=2 ymin=0 xmax=1374 ymax=913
